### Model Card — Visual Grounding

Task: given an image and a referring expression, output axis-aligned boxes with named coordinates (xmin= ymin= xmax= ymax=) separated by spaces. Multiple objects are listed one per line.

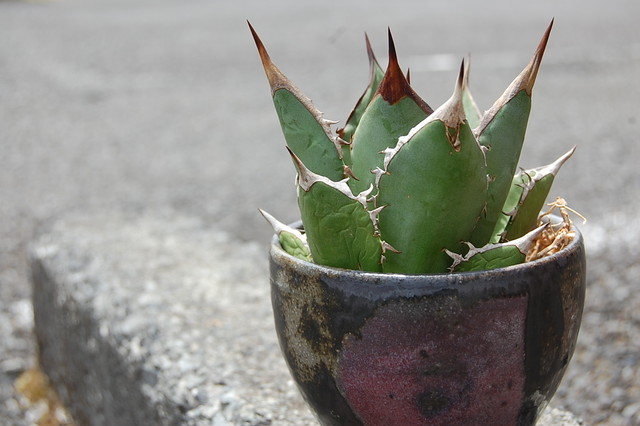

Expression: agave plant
xmin=251 ymin=21 xmax=575 ymax=274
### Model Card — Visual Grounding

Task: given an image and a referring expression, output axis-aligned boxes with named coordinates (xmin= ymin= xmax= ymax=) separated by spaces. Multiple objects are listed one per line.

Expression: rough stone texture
xmin=30 ymin=213 xmax=584 ymax=426
xmin=31 ymin=213 xmax=310 ymax=426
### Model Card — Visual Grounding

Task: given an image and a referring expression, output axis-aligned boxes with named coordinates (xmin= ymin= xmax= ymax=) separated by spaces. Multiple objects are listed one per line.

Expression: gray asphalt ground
xmin=1 ymin=0 xmax=639 ymax=425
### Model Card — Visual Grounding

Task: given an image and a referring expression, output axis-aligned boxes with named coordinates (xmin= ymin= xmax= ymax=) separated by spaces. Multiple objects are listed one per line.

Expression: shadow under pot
xmin=269 ymin=224 xmax=586 ymax=426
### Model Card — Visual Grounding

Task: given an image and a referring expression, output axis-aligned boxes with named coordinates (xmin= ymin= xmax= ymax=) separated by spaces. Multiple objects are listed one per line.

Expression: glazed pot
xmin=269 ymin=223 xmax=586 ymax=426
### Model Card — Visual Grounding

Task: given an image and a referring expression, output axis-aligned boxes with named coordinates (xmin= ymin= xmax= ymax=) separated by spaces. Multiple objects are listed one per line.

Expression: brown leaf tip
xmin=524 ymin=18 xmax=554 ymax=94
xmin=364 ymin=33 xmax=380 ymax=70
xmin=248 ymin=21 xmax=270 ymax=68
xmin=248 ymin=21 xmax=288 ymax=91
xmin=377 ymin=28 xmax=404 ymax=103
xmin=457 ymin=59 xmax=465 ymax=91
xmin=376 ymin=29 xmax=433 ymax=114
xmin=462 ymin=54 xmax=474 ymax=90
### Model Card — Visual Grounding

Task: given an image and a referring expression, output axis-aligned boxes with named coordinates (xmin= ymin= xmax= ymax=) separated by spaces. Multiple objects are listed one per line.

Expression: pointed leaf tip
xmin=364 ymin=32 xmax=383 ymax=83
xmin=461 ymin=55 xmax=482 ymax=129
xmin=387 ymin=27 xmax=398 ymax=64
xmin=364 ymin=33 xmax=378 ymax=66
xmin=286 ymin=146 xmax=311 ymax=188
xmin=524 ymin=19 xmax=554 ymax=94
xmin=248 ymin=22 xmax=289 ymax=91
xmin=427 ymin=58 xmax=466 ymax=129
xmin=538 ymin=145 xmax=576 ymax=177
xmin=286 ymin=146 xmax=303 ymax=171
xmin=382 ymin=28 xmax=403 ymax=100
xmin=376 ymin=29 xmax=432 ymax=112
xmin=462 ymin=55 xmax=471 ymax=89
xmin=259 ymin=208 xmax=305 ymax=238
xmin=248 ymin=21 xmax=270 ymax=67
xmin=456 ymin=59 xmax=465 ymax=93
xmin=286 ymin=146 xmax=322 ymax=192
xmin=259 ymin=208 xmax=285 ymax=233
xmin=474 ymin=21 xmax=554 ymax=135
xmin=336 ymin=32 xmax=386 ymax=145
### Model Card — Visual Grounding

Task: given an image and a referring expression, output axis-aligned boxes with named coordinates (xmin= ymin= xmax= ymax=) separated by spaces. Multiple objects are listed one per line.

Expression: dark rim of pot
xmin=270 ymin=216 xmax=584 ymax=281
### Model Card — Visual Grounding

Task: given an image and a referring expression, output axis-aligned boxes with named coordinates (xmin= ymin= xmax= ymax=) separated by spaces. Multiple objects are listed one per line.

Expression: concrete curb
xmin=30 ymin=213 xmax=584 ymax=426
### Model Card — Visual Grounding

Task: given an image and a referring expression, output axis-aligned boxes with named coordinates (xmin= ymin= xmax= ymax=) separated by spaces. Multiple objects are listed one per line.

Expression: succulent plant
xmin=251 ymin=20 xmax=576 ymax=274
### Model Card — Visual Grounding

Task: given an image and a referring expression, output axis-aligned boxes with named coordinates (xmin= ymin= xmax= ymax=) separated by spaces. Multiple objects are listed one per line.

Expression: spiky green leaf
xmin=289 ymin=150 xmax=383 ymax=272
xmin=448 ymin=225 xmax=546 ymax=272
xmin=377 ymin=64 xmax=487 ymax=274
xmin=492 ymin=147 xmax=575 ymax=242
xmin=249 ymin=23 xmax=345 ymax=181
xmin=469 ymin=21 xmax=553 ymax=246
xmin=259 ymin=209 xmax=312 ymax=262
xmin=348 ymin=30 xmax=432 ymax=196
xmin=337 ymin=34 xmax=385 ymax=164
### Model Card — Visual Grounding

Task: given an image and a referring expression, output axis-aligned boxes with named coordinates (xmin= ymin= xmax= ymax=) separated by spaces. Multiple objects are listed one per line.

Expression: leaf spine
xmin=259 ymin=208 xmax=308 ymax=243
xmin=446 ymin=224 xmax=547 ymax=271
xmin=475 ymin=20 xmax=553 ymax=135
xmin=288 ymin=148 xmax=361 ymax=203
xmin=249 ymin=21 xmax=343 ymax=159
xmin=382 ymin=60 xmax=468 ymax=169
xmin=376 ymin=28 xmax=432 ymax=112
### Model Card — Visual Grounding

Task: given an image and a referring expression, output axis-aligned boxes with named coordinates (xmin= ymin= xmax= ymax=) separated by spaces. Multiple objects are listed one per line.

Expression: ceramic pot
xmin=269 ymin=224 xmax=585 ymax=426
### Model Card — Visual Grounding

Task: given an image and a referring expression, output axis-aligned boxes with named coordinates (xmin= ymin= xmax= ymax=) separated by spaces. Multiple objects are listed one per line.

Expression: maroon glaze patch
xmin=336 ymin=296 xmax=527 ymax=426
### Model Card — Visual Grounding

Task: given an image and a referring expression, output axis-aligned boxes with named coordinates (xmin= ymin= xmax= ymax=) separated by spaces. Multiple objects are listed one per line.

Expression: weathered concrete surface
xmin=31 ymin=213 xmax=585 ymax=426
xmin=31 ymin=212 xmax=311 ymax=426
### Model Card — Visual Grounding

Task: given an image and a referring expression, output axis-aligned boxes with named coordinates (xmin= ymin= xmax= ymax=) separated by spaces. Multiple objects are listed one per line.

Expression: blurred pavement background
xmin=1 ymin=0 xmax=639 ymax=425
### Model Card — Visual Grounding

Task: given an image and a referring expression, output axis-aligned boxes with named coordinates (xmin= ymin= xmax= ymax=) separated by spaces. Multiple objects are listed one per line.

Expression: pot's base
xmin=270 ymin=224 xmax=586 ymax=426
